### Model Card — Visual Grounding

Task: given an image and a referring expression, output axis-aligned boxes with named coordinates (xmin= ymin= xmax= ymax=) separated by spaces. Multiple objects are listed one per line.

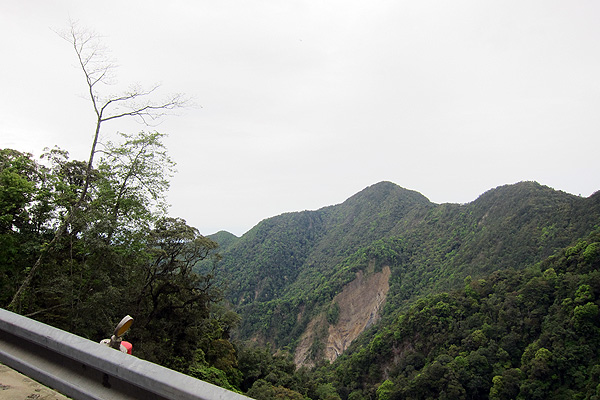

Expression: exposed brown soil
xmin=294 ymin=265 xmax=391 ymax=366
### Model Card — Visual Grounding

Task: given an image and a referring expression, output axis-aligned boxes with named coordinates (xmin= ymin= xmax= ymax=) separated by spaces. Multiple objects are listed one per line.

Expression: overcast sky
xmin=1 ymin=1 xmax=599 ymax=236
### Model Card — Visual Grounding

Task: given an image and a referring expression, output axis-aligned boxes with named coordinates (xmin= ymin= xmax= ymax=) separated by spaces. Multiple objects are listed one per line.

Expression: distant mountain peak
xmin=344 ymin=181 xmax=431 ymax=206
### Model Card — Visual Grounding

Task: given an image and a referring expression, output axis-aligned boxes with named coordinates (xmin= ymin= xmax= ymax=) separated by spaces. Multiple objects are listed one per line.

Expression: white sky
xmin=1 ymin=1 xmax=599 ymax=236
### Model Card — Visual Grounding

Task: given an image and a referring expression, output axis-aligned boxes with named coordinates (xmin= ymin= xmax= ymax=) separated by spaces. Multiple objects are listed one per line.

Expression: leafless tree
xmin=9 ymin=22 xmax=188 ymax=311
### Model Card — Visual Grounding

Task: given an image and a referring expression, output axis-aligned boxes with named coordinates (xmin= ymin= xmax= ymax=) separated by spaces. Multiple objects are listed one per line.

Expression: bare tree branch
xmin=8 ymin=21 xmax=188 ymax=312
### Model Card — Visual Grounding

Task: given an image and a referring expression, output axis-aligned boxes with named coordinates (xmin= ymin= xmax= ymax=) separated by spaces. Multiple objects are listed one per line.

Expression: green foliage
xmin=188 ymin=364 xmax=240 ymax=393
xmin=326 ymin=302 xmax=340 ymax=325
xmin=0 ymin=149 xmax=53 ymax=304
xmin=247 ymin=379 xmax=305 ymax=400
xmin=376 ymin=379 xmax=395 ymax=400
xmin=321 ymin=229 xmax=600 ymax=399
xmin=0 ymin=141 xmax=241 ymax=392
xmin=489 ymin=369 xmax=523 ymax=400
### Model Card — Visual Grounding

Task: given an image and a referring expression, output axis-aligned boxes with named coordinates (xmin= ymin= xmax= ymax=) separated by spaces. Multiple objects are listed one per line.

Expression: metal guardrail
xmin=0 ymin=308 xmax=251 ymax=400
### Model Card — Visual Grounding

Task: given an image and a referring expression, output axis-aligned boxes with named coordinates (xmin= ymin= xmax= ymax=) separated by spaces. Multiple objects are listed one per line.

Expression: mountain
xmin=326 ymin=228 xmax=600 ymax=399
xmin=206 ymin=181 xmax=600 ymax=366
xmin=208 ymin=230 xmax=239 ymax=252
xmin=205 ymin=182 xmax=426 ymax=308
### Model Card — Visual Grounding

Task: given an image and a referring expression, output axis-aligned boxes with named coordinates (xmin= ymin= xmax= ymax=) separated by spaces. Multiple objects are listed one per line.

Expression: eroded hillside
xmin=295 ymin=264 xmax=391 ymax=366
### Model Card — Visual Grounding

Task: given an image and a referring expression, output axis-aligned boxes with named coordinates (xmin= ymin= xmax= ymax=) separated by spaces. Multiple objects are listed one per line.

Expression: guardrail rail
xmin=0 ymin=308 xmax=251 ymax=400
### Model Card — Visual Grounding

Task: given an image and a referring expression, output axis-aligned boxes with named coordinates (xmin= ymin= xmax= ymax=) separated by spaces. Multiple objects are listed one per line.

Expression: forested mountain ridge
xmin=210 ymin=182 xmax=431 ymax=305
xmin=208 ymin=181 xmax=600 ymax=366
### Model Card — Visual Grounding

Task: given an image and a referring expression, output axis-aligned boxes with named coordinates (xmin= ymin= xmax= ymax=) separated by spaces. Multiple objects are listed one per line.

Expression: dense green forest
xmin=0 ymin=142 xmax=242 ymax=387
xmin=324 ymin=229 xmax=600 ymax=399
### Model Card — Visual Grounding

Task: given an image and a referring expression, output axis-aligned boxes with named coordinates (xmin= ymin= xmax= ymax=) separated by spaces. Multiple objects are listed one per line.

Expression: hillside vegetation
xmin=208 ymin=181 xmax=600 ymax=368
xmin=318 ymin=228 xmax=600 ymax=399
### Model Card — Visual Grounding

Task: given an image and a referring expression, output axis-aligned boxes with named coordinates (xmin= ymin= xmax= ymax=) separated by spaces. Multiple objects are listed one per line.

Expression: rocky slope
xmin=294 ymin=264 xmax=391 ymax=366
